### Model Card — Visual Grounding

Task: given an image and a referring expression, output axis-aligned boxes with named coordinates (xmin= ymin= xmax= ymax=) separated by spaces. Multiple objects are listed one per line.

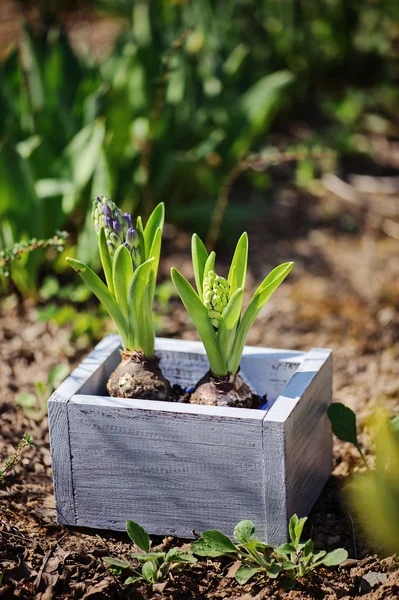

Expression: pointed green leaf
xmin=66 ymin=257 xmax=128 ymax=347
xmin=171 ymin=268 xmax=226 ymax=375
xmin=113 ymin=244 xmax=133 ymax=320
xmin=228 ymin=232 xmax=248 ymax=293
xmin=126 ymin=520 xmax=151 ymax=553
xmin=228 ymin=262 xmax=294 ymax=374
xmin=143 ymin=203 xmax=164 ymax=259
xmin=235 ymin=566 xmax=260 ymax=584
xmin=289 ymin=514 xmax=298 ymax=543
xmin=136 ymin=216 xmax=146 ymax=261
xmin=218 ymin=287 xmax=244 ymax=368
xmin=127 ymin=259 xmax=155 ymax=355
xmin=234 ymin=520 xmax=255 ymax=544
xmin=228 ymin=265 xmax=237 ymax=296
xmin=191 ymin=233 xmax=208 ymax=299
xmin=147 ymin=227 xmax=162 ymax=303
xmin=98 ymin=227 xmax=114 ymax=296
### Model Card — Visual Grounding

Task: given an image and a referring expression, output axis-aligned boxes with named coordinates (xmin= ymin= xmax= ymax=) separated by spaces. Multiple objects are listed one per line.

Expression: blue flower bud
xmin=102 ymin=203 xmax=112 ymax=217
xmin=123 ymin=213 xmax=132 ymax=229
xmin=126 ymin=227 xmax=139 ymax=249
xmin=105 ymin=216 xmax=112 ymax=230
xmin=113 ymin=220 xmax=123 ymax=235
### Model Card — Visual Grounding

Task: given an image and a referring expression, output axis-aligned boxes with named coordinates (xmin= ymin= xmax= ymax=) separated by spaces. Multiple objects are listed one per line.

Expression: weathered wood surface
xmin=48 ymin=335 xmax=333 ymax=544
xmin=263 ymin=348 xmax=333 ymax=545
xmin=48 ymin=335 xmax=121 ymax=524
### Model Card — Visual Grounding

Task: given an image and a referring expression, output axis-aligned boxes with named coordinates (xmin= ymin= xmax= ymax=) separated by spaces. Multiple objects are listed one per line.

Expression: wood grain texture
xmin=67 ymin=401 xmax=266 ymax=537
xmin=48 ymin=336 xmax=333 ymax=543
xmin=48 ymin=335 xmax=121 ymax=524
xmin=263 ymin=348 xmax=333 ymax=545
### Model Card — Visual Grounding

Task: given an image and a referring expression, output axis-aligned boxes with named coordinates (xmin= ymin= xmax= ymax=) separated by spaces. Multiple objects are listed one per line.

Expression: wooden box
xmin=48 ymin=335 xmax=332 ymax=545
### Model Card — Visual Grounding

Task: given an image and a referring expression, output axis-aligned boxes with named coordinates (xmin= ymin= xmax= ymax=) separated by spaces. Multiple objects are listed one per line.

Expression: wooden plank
xmin=67 ymin=400 xmax=266 ymax=538
xmin=48 ymin=335 xmax=121 ymax=525
xmin=262 ymin=348 xmax=333 ymax=545
xmin=261 ymin=419 xmax=286 ymax=545
xmin=284 ymin=350 xmax=333 ymax=520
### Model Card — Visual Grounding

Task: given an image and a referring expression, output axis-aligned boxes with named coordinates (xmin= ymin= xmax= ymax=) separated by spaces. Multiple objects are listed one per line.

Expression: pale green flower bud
xmin=202 ymin=270 xmax=230 ymax=329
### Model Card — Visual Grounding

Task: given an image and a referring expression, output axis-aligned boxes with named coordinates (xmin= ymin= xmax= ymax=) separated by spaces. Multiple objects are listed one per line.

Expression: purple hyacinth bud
xmin=113 ymin=220 xmax=122 ymax=235
xmin=113 ymin=207 xmax=123 ymax=226
xmin=123 ymin=241 xmax=130 ymax=250
xmin=105 ymin=216 xmax=112 ymax=230
xmin=126 ymin=227 xmax=139 ymax=249
xmin=123 ymin=213 xmax=132 ymax=229
xmin=102 ymin=203 xmax=112 ymax=217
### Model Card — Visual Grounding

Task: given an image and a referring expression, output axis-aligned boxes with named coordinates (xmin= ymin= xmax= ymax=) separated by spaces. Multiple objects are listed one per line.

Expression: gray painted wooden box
xmin=48 ymin=335 xmax=332 ymax=546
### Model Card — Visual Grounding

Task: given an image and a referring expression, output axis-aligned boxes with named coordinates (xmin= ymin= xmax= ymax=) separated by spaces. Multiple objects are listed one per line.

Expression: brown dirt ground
xmin=1 ymin=193 xmax=399 ymax=599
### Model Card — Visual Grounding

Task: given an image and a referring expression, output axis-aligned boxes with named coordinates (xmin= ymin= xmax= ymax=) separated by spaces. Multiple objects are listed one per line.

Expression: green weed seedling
xmin=274 ymin=515 xmax=348 ymax=589
xmin=0 ymin=434 xmax=35 ymax=482
xmin=103 ymin=521 xmax=197 ymax=585
xmin=16 ymin=364 xmax=69 ymax=421
xmin=191 ymin=515 xmax=347 ymax=589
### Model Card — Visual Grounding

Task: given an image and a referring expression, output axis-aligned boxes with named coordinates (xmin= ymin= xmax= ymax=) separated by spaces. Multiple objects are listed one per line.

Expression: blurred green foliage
xmin=1 ymin=0 xmax=398 ymax=295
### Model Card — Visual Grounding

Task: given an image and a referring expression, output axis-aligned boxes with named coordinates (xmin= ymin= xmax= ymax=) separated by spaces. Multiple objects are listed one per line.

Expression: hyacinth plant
xmin=171 ymin=234 xmax=294 ymax=407
xmin=67 ymin=198 xmax=171 ymax=400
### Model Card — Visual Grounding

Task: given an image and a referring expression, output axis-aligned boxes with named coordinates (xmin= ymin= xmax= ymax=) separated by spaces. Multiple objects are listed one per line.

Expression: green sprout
xmin=191 ymin=515 xmax=347 ymax=589
xmin=103 ymin=520 xmax=197 ymax=585
xmin=171 ymin=233 xmax=294 ymax=378
xmin=66 ymin=199 xmax=164 ymax=357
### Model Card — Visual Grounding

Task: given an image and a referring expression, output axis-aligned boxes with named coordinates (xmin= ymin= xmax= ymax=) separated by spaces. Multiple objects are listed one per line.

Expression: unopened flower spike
xmin=171 ymin=233 xmax=294 ymax=407
xmin=67 ymin=199 xmax=171 ymax=401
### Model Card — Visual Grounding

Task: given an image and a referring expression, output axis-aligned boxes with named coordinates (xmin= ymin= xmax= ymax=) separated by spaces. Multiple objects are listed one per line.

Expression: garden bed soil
xmin=1 ymin=194 xmax=399 ymax=599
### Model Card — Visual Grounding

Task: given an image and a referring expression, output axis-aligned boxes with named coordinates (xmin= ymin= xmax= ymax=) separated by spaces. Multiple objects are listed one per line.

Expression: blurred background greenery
xmin=1 ymin=0 xmax=398 ymax=297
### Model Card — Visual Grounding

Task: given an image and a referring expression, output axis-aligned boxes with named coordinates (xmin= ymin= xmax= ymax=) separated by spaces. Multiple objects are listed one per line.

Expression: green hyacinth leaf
xmin=191 ymin=233 xmax=209 ymax=299
xmin=218 ymin=287 xmax=244 ymax=369
xmin=113 ymin=244 xmax=133 ymax=320
xmin=66 ymin=257 xmax=128 ymax=348
xmin=147 ymin=227 xmax=162 ymax=304
xmin=142 ymin=276 xmax=155 ymax=356
xmin=171 ymin=268 xmax=226 ymax=375
xmin=228 ymin=265 xmax=237 ymax=296
xmin=98 ymin=226 xmax=114 ymax=296
xmin=127 ymin=258 xmax=155 ymax=355
xmin=228 ymin=261 xmax=294 ymax=374
xmin=228 ymin=232 xmax=248 ymax=294
xmin=136 ymin=215 xmax=146 ymax=261
xmin=143 ymin=202 xmax=164 ymax=259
